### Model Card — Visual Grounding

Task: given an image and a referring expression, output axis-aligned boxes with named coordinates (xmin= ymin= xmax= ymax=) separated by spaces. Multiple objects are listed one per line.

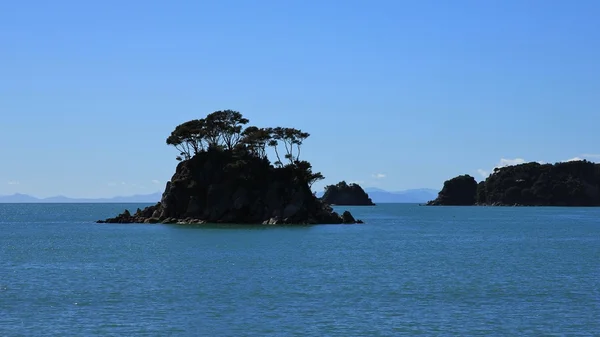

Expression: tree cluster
xmin=321 ymin=181 xmax=375 ymax=205
xmin=480 ymin=160 xmax=600 ymax=206
xmin=428 ymin=160 xmax=600 ymax=206
xmin=427 ymin=174 xmax=478 ymax=206
xmin=166 ymin=110 xmax=249 ymax=160
xmin=165 ymin=110 xmax=324 ymax=188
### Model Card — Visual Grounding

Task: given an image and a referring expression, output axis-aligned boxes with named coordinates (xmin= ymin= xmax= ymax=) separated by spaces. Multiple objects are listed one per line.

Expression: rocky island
xmin=427 ymin=160 xmax=600 ymax=206
xmin=320 ymin=181 xmax=375 ymax=206
xmin=426 ymin=174 xmax=477 ymax=206
xmin=98 ymin=110 xmax=362 ymax=225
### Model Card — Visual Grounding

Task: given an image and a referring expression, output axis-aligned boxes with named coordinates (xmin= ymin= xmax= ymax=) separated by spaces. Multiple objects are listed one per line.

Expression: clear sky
xmin=1 ymin=0 xmax=599 ymax=198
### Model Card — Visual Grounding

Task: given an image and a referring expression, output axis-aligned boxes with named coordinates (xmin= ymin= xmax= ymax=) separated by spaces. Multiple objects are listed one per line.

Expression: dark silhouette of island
xmin=98 ymin=110 xmax=362 ymax=225
xmin=426 ymin=175 xmax=477 ymax=206
xmin=314 ymin=188 xmax=439 ymax=203
xmin=427 ymin=160 xmax=600 ymax=206
xmin=320 ymin=181 xmax=375 ymax=205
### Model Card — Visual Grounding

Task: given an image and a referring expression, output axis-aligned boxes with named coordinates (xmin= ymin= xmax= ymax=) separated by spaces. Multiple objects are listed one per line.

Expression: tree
xmin=166 ymin=132 xmax=189 ymax=160
xmin=166 ymin=110 xmax=251 ymax=159
xmin=267 ymin=128 xmax=283 ymax=166
xmin=205 ymin=110 xmax=249 ymax=150
xmin=294 ymin=160 xmax=325 ymax=188
xmin=166 ymin=119 xmax=206 ymax=160
xmin=270 ymin=127 xmax=309 ymax=164
xmin=241 ymin=126 xmax=271 ymax=158
xmin=293 ymin=130 xmax=309 ymax=161
xmin=164 ymin=111 xmax=320 ymax=182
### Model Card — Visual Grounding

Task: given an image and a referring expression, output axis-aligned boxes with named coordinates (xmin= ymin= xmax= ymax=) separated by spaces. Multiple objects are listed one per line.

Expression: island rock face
xmin=98 ymin=110 xmax=362 ymax=225
xmin=320 ymin=181 xmax=375 ymax=206
xmin=426 ymin=174 xmax=477 ymax=206
xmin=428 ymin=160 xmax=600 ymax=206
xmin=99 ymin=150 xmax=361 ymax=225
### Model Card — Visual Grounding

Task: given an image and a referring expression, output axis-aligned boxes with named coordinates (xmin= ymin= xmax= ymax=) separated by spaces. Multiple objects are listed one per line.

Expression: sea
xmin=1 ymin=203 xmax=598 ymax=336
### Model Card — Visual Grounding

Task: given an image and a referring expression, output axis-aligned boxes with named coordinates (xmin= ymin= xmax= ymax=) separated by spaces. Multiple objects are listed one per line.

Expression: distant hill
xmin=428 ymin=160 xmax=600 ymax=206
xmin=2 ymin=187 xmax=440 ymax=204
xmin=315 ymin=188 xmax=438 ymax=203
xmin=0 ymin=192 xmax=162 ymax=203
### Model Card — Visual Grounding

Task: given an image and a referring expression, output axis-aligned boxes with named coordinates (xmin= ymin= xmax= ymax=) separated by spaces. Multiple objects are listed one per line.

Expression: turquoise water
xmin=1 ymin=203 xmax=599 ymax=336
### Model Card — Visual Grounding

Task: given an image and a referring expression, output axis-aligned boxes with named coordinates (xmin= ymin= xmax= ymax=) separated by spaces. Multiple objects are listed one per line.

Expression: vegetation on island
xmin=427 ymin=160 xmax=600 ymax=206
xmin=98 ymin=110 xmax=361 ymax=225
xmin=164 ymin=110 xmax=324 ymax=187
xmin=426 ymin=175 xmax=477 ymax=206
xmin=321 ymin=181 xmax=376 ymax=206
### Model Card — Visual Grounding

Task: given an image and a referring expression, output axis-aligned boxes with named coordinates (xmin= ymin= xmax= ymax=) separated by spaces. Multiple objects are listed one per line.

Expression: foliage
xmin=476 ymin=181 xmax=486 ymax=204
xmin=321 ymin=181 xmax=375 ymax=205
xmin=293 ymin=160 xmax=325 ymax=188
xmin=428 ymin=174 xmax=478 ymax=206
xmin=481 ymin=160 xmax=600 ymax=206
xmin=166 ymin=119 xmax=206 ymax=160
xmin=165 ymin=110 xmax=324 ymax=189
xmin=205 ymin=109 xmax=249 ymax=150
xmin=431 ymin=160 xmax=600 ymax=206
xmin=240 ymin=126 xmax=271 ymax=159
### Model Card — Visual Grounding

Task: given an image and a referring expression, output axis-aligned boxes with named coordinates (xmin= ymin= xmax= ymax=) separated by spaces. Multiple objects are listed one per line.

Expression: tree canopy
xmin=428 ymin=160 xmax=600 ymax=206
xmin=480 ymin=160 xmax=600 ymax=206
xmin=427 ymin=174 xmax=478 ymax=206
xmin=165 ymin=110 xmax=323 ymax=185
xmin=321 ymin=181 xmax=375 ymax=205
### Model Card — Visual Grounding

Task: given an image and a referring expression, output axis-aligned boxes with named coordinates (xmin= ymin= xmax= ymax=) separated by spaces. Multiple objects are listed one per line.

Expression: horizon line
xmin=0 ymin=187 xmax=441 ymax=200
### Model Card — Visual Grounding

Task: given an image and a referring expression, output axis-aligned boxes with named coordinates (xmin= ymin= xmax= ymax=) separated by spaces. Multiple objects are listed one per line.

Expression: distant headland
xmin=98 ymin=110 xmax=362 ymax=225
xmin=0 ymin=193 xmax=162 ymax=204
xmin=427 ymin=160 xmax=600 ymax=206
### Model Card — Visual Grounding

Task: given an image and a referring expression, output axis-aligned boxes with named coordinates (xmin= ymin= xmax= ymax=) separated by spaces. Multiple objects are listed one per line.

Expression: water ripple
xmin=0 ymin=204 xmax=599 ymax=335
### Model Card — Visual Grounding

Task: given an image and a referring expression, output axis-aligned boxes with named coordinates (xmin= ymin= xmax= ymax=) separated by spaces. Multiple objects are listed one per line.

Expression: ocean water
xmin=0 ymin=203 xmax=599 ymax=336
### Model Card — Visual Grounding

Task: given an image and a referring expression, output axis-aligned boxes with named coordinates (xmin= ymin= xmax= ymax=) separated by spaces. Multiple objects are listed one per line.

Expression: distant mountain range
xmin=0 ymin=192 xmax=163 ymax=203
xmin=315 ymin=187 xmax=439 ymax=203
xmin=0 ymin=187 xmax=439 ymax=204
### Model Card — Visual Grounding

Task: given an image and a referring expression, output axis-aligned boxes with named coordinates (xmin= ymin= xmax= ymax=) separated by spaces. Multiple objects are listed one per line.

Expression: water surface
xmin=1 ymin=203 xmax=598 ymax=335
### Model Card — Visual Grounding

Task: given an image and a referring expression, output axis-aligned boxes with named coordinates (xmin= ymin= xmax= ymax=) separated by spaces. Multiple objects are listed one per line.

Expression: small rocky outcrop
xmin=320 ymin=181 xmax=375 ymax=206
xmin=426 ymin=174 xmax=478 ymax=206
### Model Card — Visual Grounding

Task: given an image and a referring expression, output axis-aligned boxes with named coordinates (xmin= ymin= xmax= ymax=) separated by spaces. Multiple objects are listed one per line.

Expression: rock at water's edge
xmin=97 ymin=150 xmax=362 ymax=225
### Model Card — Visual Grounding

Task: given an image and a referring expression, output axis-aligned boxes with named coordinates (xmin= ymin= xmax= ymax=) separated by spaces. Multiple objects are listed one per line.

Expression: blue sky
xmin=1 ymin=0 xmax=599 ymax=198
